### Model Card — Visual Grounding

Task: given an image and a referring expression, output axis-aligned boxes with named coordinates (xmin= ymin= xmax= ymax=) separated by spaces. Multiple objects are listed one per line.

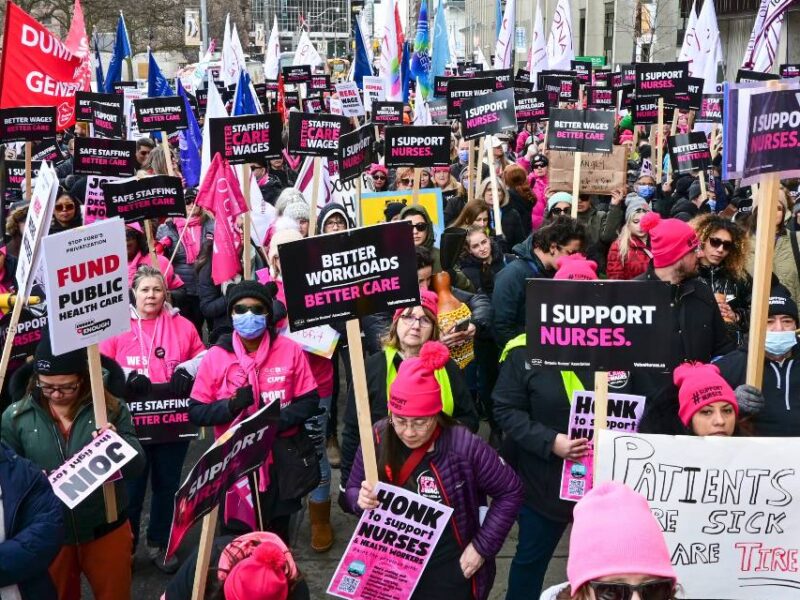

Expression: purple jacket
xmin=346 ymin=421 xmax=523 ymax=600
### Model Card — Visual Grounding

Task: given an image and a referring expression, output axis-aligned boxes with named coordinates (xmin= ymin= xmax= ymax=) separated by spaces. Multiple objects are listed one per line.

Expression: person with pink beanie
xmin=540 ymin=482 xmax=678 ymax=600
xmin=346 ymin=341 xmax=523 ymax=600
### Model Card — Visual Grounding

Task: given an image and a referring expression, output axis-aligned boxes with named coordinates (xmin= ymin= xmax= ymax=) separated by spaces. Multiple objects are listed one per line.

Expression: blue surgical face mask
xmin=637 ymin=184 xmax=656 ymax=199
xmin=765 ymin=330 xmax=797 ymax=356
xmin=458 ymin=149 xmax=469 ymax=163
xmin=233 ymin=312 xmax=268 ymax=340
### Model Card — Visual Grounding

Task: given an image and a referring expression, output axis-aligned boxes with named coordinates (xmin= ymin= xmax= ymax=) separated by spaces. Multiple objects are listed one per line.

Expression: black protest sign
xmin=587 ymin=86 xmax=614 ymax=109
xmin=537 ymin=69 xmax=576 ymax=91
xmin=514 ymin=79 xmax=533 ymax=94
xmin=462 ymin=63 xmax=483 ymax=76
xmin=668 ymin=132 xmax=711 ymax=174
xmin=633 ymin=97 xmax=659 ymax=125
xmin=284 ymin=91 xmax=301 ymax=109
xmin=195 ymin=88 xmax=208 ymax=113
xmin=460 ymin=88 xmax=517 ymax=141
xmin=3 ymin=160 xmax=41 ymax=192
xmin=128 ymin=384 xmax=198 ymax=444
xmin=743 ymin=89 xmax=800 ymax=184
xmin=209 ymin=113 xmax=284 ymax=163
xmin=635 ymin=62 xmax=688 ymax=99
xmin=310 ymin=74 xmax=331 ymax=91
xmin=73 ymin=137 xmax=137 ymax=177
xmin=304 ymin=96 xmax=323 ymax=113
xmin=594 ymin=70 xmax=611 ymax=86
xmin=339 ymin=125 xmax=376 ymax=183
xmin=278 ymin=221 xmax=420 ymax=330
xmin=516 ymin=68 xmax=531 ymax=82
xmin=541 ymin=76 xmax=563 ymax=105
xmin=371 ymin=101 xmax=404 ymax=125
xmin=264 ymin=79 xmax=279 ymax=93
xmin=611 ymin=65 xmax=637 ymax=89
xmin=675 ymin=77 xmax=704 ymax=111
xmin=736 ymin=69 xmax=779 ymax=83
xmin=558 ymin=77 xmax=580 ymax=102
xmin=133 ymin=97 xmax=188 ymax=133
xmin=91 ymin=101 xmax=124 ymax=139
xmin=570 ymin=60 xmax=593 ymax=84
xmin=615 ymin=84 xmax=635 ymax=109
xmin=287 ymin=112 xmax=349 ymax=158
xmin=252 ymin=83 xmax=267 ymax=101
xmin=525 ymin=280 xmax=673 ymax=371
xmin=429 ymin=99 xmax=448 ymax=124
xmin=433 ymin=76 xmax=452 ymax=98
xmin=446 ymin=77 xmax=494 ymax=119
xmin=696 ymin=94 xmax=723 ymax=124
xmin=480 ymin=68 xmax=514 ymax=90
xmin=780 ymin=64 xmax=800 ymax=79
xmin=31 ymin=139 xmax=64 ymax=163
xmin=515 ymin=91 xmax=549 ymax=123
xmin=384 ymin=125 xmax=451 ymax=168
xmin=0 ymin=307 xmax=47 ymax=364
xmin=102 ymin=175 xmax=186 ymax=223
xmin=282 ymin=65 xmax=312 ymax=84
xmin=547 ymin=109 xmax=615 ymax=154
xmin=75 ymin=92 xmax=122 ymax=121
xmin=113 ymin=81 xmax=137 ymax=93
xmin=0 ymin=107 xmax=56 ymax=142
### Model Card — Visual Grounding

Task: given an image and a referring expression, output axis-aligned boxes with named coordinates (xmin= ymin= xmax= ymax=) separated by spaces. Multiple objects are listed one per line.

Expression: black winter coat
xmin=696 ymin=263 xmax=752 ymax=344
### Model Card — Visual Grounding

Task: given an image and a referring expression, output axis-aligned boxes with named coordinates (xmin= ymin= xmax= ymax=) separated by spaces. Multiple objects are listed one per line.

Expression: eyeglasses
xmin=326 ymin=217 xmax=347 ymax=228
xmin=233 ymin=304 xmax=266 ymax=315
xmin=410 ymin=223 xmax=427 ymax=232
xmin=55 ymin=203 xmax=75 ymax=212
xmin=390 ymin=417 xmax=434 ymax=432
xmin=588 ymin=579 xmax=674 ymax=600
xmin=550 ymin=207 xmax=568 ymax=216
xmin=37 ymin=382 xmax=81 ymax=395
xmin=399 ymin=179 xmax=412 ymax=185
xmin=399 ymin=314 xmax=434 ymax=328
xmin=708 ymin=237 xmax=734 ymax=251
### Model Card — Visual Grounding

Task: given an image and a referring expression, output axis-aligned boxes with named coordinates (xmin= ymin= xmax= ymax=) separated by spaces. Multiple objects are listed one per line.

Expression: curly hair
xmin=532 ymin=216 xmax=587 ymax=252
xmin=690 ymin=213 xmax=750 ymax=281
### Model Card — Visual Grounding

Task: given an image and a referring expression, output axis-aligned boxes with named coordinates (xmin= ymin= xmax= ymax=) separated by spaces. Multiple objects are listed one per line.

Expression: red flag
xmin=64 ymin=0 xmax=91 ymax=93
xmin=196 ymin=154 xmax=249 ymax=284
xmin=0 ymin=2 xmax=82 ymax=130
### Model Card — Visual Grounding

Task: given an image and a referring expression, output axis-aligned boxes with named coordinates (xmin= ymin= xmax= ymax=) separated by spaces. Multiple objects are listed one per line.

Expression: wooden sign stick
xmin=165 ymin=217 xmax=193 ymax=274
xmin=24 ymin=142 xmax=32 ymax=201
xmin=346 ymin=319 xmax=378 ymax=484
xmin=0 ymin=297 xmax=26 ymax=393
xmin=190 ymin=506 xmax=219 ymax=600
xmin=144 ymin=220 xmax=160 ymax=269
xmin=309 ymin=157 xmax=321 ymax=236
xmin=242 ymin=164 xmax=252 ymax=280
xmin=485 ymin=138 xmax=503 ymax=236
xmin=670 ymin=108 xmax=680 ymax=136
xmin=412 ymin=167 xmax=421 ymax=206
xmin=593 ymin=370 xmax=609 ymax=475
xmin=467 ymin=140 xmax=475 ymax=203
xmin=161 ymin=131 xmax=175 ymax=176
xmin=571 ymin=152 xmax=582 ymax=219
xmin=87 ymin=344 xmax=118 ymax=522
xmin=476 ymin=136 xmax=485 ymax=199
xmin=655 ymin=98 xmax=665 ymax=182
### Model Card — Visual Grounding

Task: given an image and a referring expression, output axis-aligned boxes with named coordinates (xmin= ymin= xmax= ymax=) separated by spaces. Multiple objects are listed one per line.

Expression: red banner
xmin=0 ymin=2 xmax=83 ymax=130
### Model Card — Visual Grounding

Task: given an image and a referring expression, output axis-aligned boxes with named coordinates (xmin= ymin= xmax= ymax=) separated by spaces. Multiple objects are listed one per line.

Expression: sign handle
xmin=24 ymin=142 xmax=32 ymax=202
xmin=345 ymin=319 xmax=378 ymax=485
xmin=356 ymin=174 xmax=363 ymax=228
xmin=655 ymin=98 xmax=665 ymax=182
xmin=542 ymin=121 xmax=549 ymax=151
xmin=476 ymin=136 xmax=485 ymax=201
xmin=87 ymin=344 xmax=119 ymax=522
xmin=0 ymin=297 xmax=26 ymax=393
xmin=412 ymin=168 xmax=421 ymax=206
xmin=571 ymin=152 xmax=582 ymax=219
xmin=698 ymin=172 xmax=708 ymax=202
xmin=145 ymin=219 xmax=160 ymax=269
xmin=161 ymin=131 xmax=175 ymax=177
xmin=242 ymin=164 xmax=252 ymax=280
xmin=467 ymin=140 xmax=475 ymax=204
xmin=248 ymin=471 xmax=265 ymax=530
xmin=165 ymin=216 xmax=193 ymax=275
xmin=592 ymin=370 xmax=609 ymax=476
xmin=190 ymin=506 xmax=219 ymax=600
xmin=309 ymin=157 xmax=321 ymax=236
xmin=670 ymin=108 xmax=680 ymax=137
xmin=485 ymin=138 xmax=503 ymax=236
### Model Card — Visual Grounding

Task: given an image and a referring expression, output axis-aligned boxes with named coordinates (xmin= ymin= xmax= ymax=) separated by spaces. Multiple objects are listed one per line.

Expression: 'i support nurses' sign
xmin=384 ymin=126 xmax=451 ymax=168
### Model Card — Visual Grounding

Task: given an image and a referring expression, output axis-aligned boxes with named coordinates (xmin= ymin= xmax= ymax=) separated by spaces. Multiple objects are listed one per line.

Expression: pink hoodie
xmin=529 ymin=175 xmax=548 ymax=230
xmin=128 ymin=252 xmax=184 ymax=290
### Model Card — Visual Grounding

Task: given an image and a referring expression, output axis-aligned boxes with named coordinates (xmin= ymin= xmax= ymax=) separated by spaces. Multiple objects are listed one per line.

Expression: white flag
xmin=221 ymin=15 xmax=240 ymax=87
xmin=547 ymin=0 xmax=574 ymax=71
xmin=231 ymin=24 xmax=248 ymax=71
xmin=414 ymin=78 xmax=432 ymax=125
xmin=474 ymin=44 xmax=491 ymax=70
xmin=294 ymin=31 xmax=324 ymax=68
xmin=494 ymin=0 xmax=515 ymax=69
xmin=678 ymin=1 xmax=699 ymax=66
xmin=264 ymin=16 xmax=280 ymax=80
xmin=200 ymin=84 xmax=229 ymax=185
xmin=741 ymin=0 xmax=793 ymax=73
xmin=378 ymin=0 xmax=402 ymax=101
xmin=695 ymin=0 xmax=723 ymax=92
xmin=527 ymin=0 xmax=548 ymax=84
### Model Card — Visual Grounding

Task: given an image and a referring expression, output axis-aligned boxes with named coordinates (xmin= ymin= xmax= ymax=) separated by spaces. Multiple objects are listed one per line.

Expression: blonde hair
xmin=476 ymin=178 xmax=508 ymax=207
xmin=616 ymin=208 xmax=648 ymax=267
xmin=381 ymin=306 xmax=440 ymax=350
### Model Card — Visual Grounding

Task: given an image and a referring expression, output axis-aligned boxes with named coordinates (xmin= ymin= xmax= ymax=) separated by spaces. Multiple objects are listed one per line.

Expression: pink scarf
xmin=173 ymin=216 xmax=203 ymax=264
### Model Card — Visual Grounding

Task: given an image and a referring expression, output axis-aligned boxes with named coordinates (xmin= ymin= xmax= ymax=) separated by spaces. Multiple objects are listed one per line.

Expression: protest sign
xmin=73 ymin=137 xmax=137 ymax=177
xmin=540 ymin=76 xmax=563 ymax=105
xmin=0 ymin=107 xmax=56 ymax=142
xmin=723 ymin=83 xmax=764 ymax=181
xmin=339 ymin=126 xmax=376 ymax=183
xmin=615 ymin=83 xmax=635 ymax=109
xmin=558 ymin=76 xmax=580 ymax=102
xmin=613 ymin=64 xmax=637 ymax=88
xmin=736 ymin=69 xmax=780 ymax=83
xmin=514 ymin=91 xmax=549 ymax=123
xmin=384 ymin=126 xmax=451 ymax=168
xmin=123 ymin=88 xmax=144 ymax=140
xmin=587 ymin=86 xmax=614 ymax=109
xmin=31 ymin=138 xmax=64 ymax=163
xmin=288 ymin=112 xmax=349 ymax=158
xmin=310 ymin=74 xmax=331 ymax=92
xmin=668 ymin=132 xmax=711 ymax=175
xmin=428 ymin=99 xmax=448 ymax=124
xmin=280 ymin=324 xmax=340 ymax=360
xmin=516 ymin=68 xmax=531 ymax=82
xmin=597 ymin=431 xmax=800 ymax=600
xmin=278 ymin=221 xmax=420 ymax=330
xmin=166 ymin=402 xmax=280 ymax=559
xmin=547 ymin=109 xmax=615 ymax=154
xmin=362 ymin=77 xmax=386 ymax=112
xmin=304 ymin=96 xmax=323 ymax=113
xmin=571 ymin=60 xmax=593 ymax=84
xmin=48 ymin=429 xmax=139 ymax=509
xmin=635 ymin=62 xmax=688 ymax=99
xmin=113 ymin=81 xmax=138 ymax=93
xmin=3 ymin=160 xmax=41 ymax=194
xmin=335 ymin=81 xmax=366 ymax=117
xmin=208 ymin=113 xmax=284 ymax=163
xmin=446 ymin=77 xmax=494 ymax=119
xmin=83 ymin=175 xmax=120 ymax=224
xmin=675 ymin=77 xmax=704 ymax=111
xmin=329 ymin=97 xmax=343 ymax=115
xmin=371 ymin=102 xmax=404 ymax=125
xmin=16 ymin=162 xmax=57 ymax=297
xmin=633 ymin=97 xmax=660 ymax=125
xmin=360 ymin=189 xmax=445 ymax=244
xmin=128 ymin=384 xmax=199 ymax=444
xmin=281 ymin=65 xmax=312 ymax=84
xmin=102 ymin=176 xmax=186 ymax=223
xmin=697 ymin=94 xmax=723 ymax=124
xmin=42 ymin=218 xmax=129 ymax=355
xmin=433 ymin=76 xmax=452 ymax=98
xmin=779 ymin=64 xmax=800 ymax=79
xmin=328 ymin=482 xmax=454 ymax=600
xmin=459 ymin=88 xmax=517 ymax=141
xmin=560 ymin=390 xmax=646 ymax=502
xmin=480 ymin=68 xmax=513 ymax=90
xmin=0 ymin=306 xmax=47 ymax=363
xmin=75 ymin=92 xmax=122 ymax=122
xmin=133 ymin=97 xmax=188 ymax=134
xmin=742 ymin=87 xmax=800 ymax=185
xmin=548 ymin=146 xmax=627 ymax=195
xmin=91 ymin=101 xmax=124 ymax=139
xmin=525 ymin=279 xmax=673 ymax=371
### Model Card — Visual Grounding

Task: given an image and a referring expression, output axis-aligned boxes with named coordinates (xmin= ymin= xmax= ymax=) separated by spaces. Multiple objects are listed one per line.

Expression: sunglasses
xmin=550 ymin=207 xmax=568 ymax=216
xmin=373 ymin=174 xmax=386 ymax=180
xmin=588 ymin=579 xmax=674 ymax=600
xmin=55 ymin=203 xmax=75 ymax=212
xmin=399 ymin=179 xmax=412 ymax=185
xmin=410 ymin=222 xmax=427 ymax=232
xmin=708 ymin=237 xmax=733 ymax=251
xmin=232 ymin=304 xmax=266 ymax=315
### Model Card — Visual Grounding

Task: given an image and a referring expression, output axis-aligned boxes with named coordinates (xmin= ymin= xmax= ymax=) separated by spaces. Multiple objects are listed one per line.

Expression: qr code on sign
xmin=568 ymin=479 xmax=585 ymax=497
xmin=338 ymin=576 xmax=361 ymax=594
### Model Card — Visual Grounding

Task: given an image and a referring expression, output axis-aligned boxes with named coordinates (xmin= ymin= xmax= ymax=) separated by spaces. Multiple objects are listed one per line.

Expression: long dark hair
xmin=378 ymin=412 xmax=458 ymax=484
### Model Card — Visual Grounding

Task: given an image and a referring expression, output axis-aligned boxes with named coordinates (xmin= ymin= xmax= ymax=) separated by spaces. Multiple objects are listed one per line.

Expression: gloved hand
xmin=304 ymin=407 xmax=328 ymax=457
xmin=228 ymin=385 xmax=255 ymax=416
xmin=126 ymin=371 xmax=152 ymax=397
xmin=169 ymin=368 xmax=194 ymax=397
xmin=735 ymin=384 xmax=765 ymax=415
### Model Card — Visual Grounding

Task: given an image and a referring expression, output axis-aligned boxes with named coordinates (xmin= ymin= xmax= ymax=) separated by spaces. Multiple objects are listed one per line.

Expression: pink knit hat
xmin=393 ymin=288 xmax=438 ymax=321
xmin=619 ymin=129 xmax=634 ymax=144
xmin=673 ymin=362 xmax=739 ymax=426
xmin=222 ymin=532 xmax=297 ymax=600
xmin=640 ymin=212 xmax=699 ymax=268
xmin=389 ymin=341 xmax=450 ymax=417
xmin=567 ymin=482 xmax=677 ymax=593
xmin=554 ymin=254 xmax=598 ymax=281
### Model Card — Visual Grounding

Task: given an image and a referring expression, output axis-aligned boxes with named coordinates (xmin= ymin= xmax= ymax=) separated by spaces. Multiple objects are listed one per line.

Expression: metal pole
xmin=200 ymin=0 xmax=209 ymax=53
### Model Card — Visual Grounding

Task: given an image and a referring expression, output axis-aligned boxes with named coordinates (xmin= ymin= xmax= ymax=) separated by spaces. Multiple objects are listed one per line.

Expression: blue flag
xmin=177 ymin=80 xmax=202 ymax=187
xmin=431 ymin=0 xmax=450 ymax=79
xmin=353 ymin=16 xmax=373 ymax=89
xmin=93 ymin=33 xmax=105 ymax=91
xmin=401 ymin=41 xmax=412 ymax=103
xmin=148 ymin=52 xmax=174 ymax=97
xmin=496 ymin=0 xmax=503 ymax=39
xmin=233 ymin=70 xmax=259 ymax=115
xmin=103 ymin=15 xmax=131 ymax=93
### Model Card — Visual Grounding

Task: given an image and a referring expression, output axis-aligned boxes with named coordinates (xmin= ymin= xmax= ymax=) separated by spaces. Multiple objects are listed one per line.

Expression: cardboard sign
xmin=73 ymin=137 xmax=138 ymax=177
xmin=697 ymin=94 xmax=723 ymax=123
xmin=339 ymin=126 xmax=376 ymax=183
xmin=91 ymin=101 xmax=124 ymax=139
xmin=560 ymin=390 xmax=646 ymax=502
xmin=102 ymin=175 xmax=186 ymax=223
xmin=371 ymin=102 xmax=404 ymax=125
xmin=278 ymin=221 xmax=420 ymax=330
xmin=525 ymin=279 xmax=673 ymax=371
xmin=675 ymin=76 xmax=704 ymax=111
xmin=547 ymin=109 xmax=615 ymax=154
xmin=362 ymin=77 xmax=386 ymax=112
xmin=0 ymin=107 xmax=56 ymax=142
xmin=16 ymin=162 xmax=57 ymax=297
xmin=280 ymin=324 xmax=340 ymax=359
xmin=133 ymin=97 xmax=188 ymax=133
xmin=635 ymin=62 xmax=688 ymax=99
xmin=0 ymin=306 xmax=47 ymax=363
xmin=335 ymin=81 xmax=366 ymax=117
xmin=587 ymin=86 xmax=614 ymax=109
xmin=165 ymin=402 xmax=279 ymax=559
xmin=446 ymin=77 xmax=494 ymax=119
xmin=328 ymin=483 xmax=454 ymax=600
xmin=779 ymin=64 xmax=800 ymax=79
xmin=633 ymin=97 xmax=660 ymax=125
xmin=668 ymin=132 xmax=711 ymax=175
xmin=288 ymin=112 xmax=349 ymax=158
xmin=209 ymin=113 xmax=284 ymax=163
xmin=75 ymin=92 xmax=122 ymax=121
xmin=83 ymin=175 xmax=120 ymax=224
xmin=31 ymin=138 xmax=64 ymax=163
xmin=459 ymin=88 xmax=517 ymax=141
xmin=42 ymin=218 xmax=129 ymax=354
xmin=48 ymin=429 xmax=139 ymax=509
xmin=742 ymin=87 xmax=800 ymax=185
xmin=310 ymin=74 xmax=331 ymax=91
xmin=548 ymin=146 xmax=628 ymax=195
xmin=736 ymin=69 xmax=780 ymax=83
xmin=128 ymin=383 xmax=199 ymax=444
xmin=384 ymin=126 xmax=451 ymax=168
xmin=282 ymin=65 xmax=312 ymax=84
xmin=597 ymin=431 xmax=800 ymax=600
xmin=515 ymin=91 xmax=549 ymax=123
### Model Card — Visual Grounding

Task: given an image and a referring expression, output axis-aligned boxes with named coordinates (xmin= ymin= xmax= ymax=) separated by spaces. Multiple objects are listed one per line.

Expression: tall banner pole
xmin=485 ymin=137 xmax=503 ymax=235
xmin=571 ymin=152 xmax=582 ymax=219
xmin=655 ymin=98 xmax=665 ymax=182
xmin=309 ymin=157 xmax=322 ymax=236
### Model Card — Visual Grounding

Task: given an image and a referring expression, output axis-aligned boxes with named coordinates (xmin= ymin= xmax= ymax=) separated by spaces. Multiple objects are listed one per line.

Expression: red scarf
xmin=385 ymin=426 xmax=441 ymax=487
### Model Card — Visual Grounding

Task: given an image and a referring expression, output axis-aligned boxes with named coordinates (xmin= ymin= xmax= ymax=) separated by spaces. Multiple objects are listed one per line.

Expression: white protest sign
xmin=16 ymin=161 xmax=58 ymax=297
xmin=280 ymin=323 xmax=340 ymax=359
xmin=596 ymin=430 xmax=800 ymax=600
xmin=42 ymin=218 xmax=130 ymax=355
xmin=335 ymin=81 xmax=366 ymax=117
xmin=48 ymin=429 xmax=139 ymax=509
xmin=363 ymin=76 xmax=386 ymax=113
xmin=84 ymin=175 xmax=122 ymax=225
xmin=124 ymin=88 xmax=144 ymax=141
xmin=330 ymin=98 xmax=344 ymax=116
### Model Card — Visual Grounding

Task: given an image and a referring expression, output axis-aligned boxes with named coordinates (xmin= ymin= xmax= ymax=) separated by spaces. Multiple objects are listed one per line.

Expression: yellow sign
xmin=360 ymin=189 xmax=444 ymax=231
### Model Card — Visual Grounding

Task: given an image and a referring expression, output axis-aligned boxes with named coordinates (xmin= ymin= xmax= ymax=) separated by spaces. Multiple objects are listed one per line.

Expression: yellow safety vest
xmin=385 ymin=347 xmax=454 ymax=416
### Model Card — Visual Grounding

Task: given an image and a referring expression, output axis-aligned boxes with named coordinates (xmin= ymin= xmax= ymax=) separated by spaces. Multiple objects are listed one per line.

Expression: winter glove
xmin=169 ymin=368 xmax=194 ymax=397
xmin=228 ymin=385 xmax=255 ymax=416
xmin=125 ymin=371 xmax=152 ymax=397
xmin=735 ymin=384 xmax=765 ymax=415
xmin=304 ymin=407 xmax=327 ymax=458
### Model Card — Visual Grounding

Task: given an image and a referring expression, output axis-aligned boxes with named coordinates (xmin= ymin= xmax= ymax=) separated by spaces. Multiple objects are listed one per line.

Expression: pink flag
xmin=64 ymin=0 xmax=92 ymax=92
xmin=196 ymin=153 xmax=249 ymax=284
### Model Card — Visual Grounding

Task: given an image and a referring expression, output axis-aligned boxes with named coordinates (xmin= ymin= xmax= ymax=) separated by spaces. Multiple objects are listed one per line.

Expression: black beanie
xmin=34 ymin=333 xmax=87 ymax=376
xmin=768 ymin=285 xmax=799 ymax=322
xmin=225 ymin=281 xmax=278 ymax=321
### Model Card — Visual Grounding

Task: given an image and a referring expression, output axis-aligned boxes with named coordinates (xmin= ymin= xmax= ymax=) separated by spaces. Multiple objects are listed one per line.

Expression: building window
xmin=579 ymin=9 xmax=586 ymax=56
xmin=603 ymin=2 xmax=614 ymax=61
